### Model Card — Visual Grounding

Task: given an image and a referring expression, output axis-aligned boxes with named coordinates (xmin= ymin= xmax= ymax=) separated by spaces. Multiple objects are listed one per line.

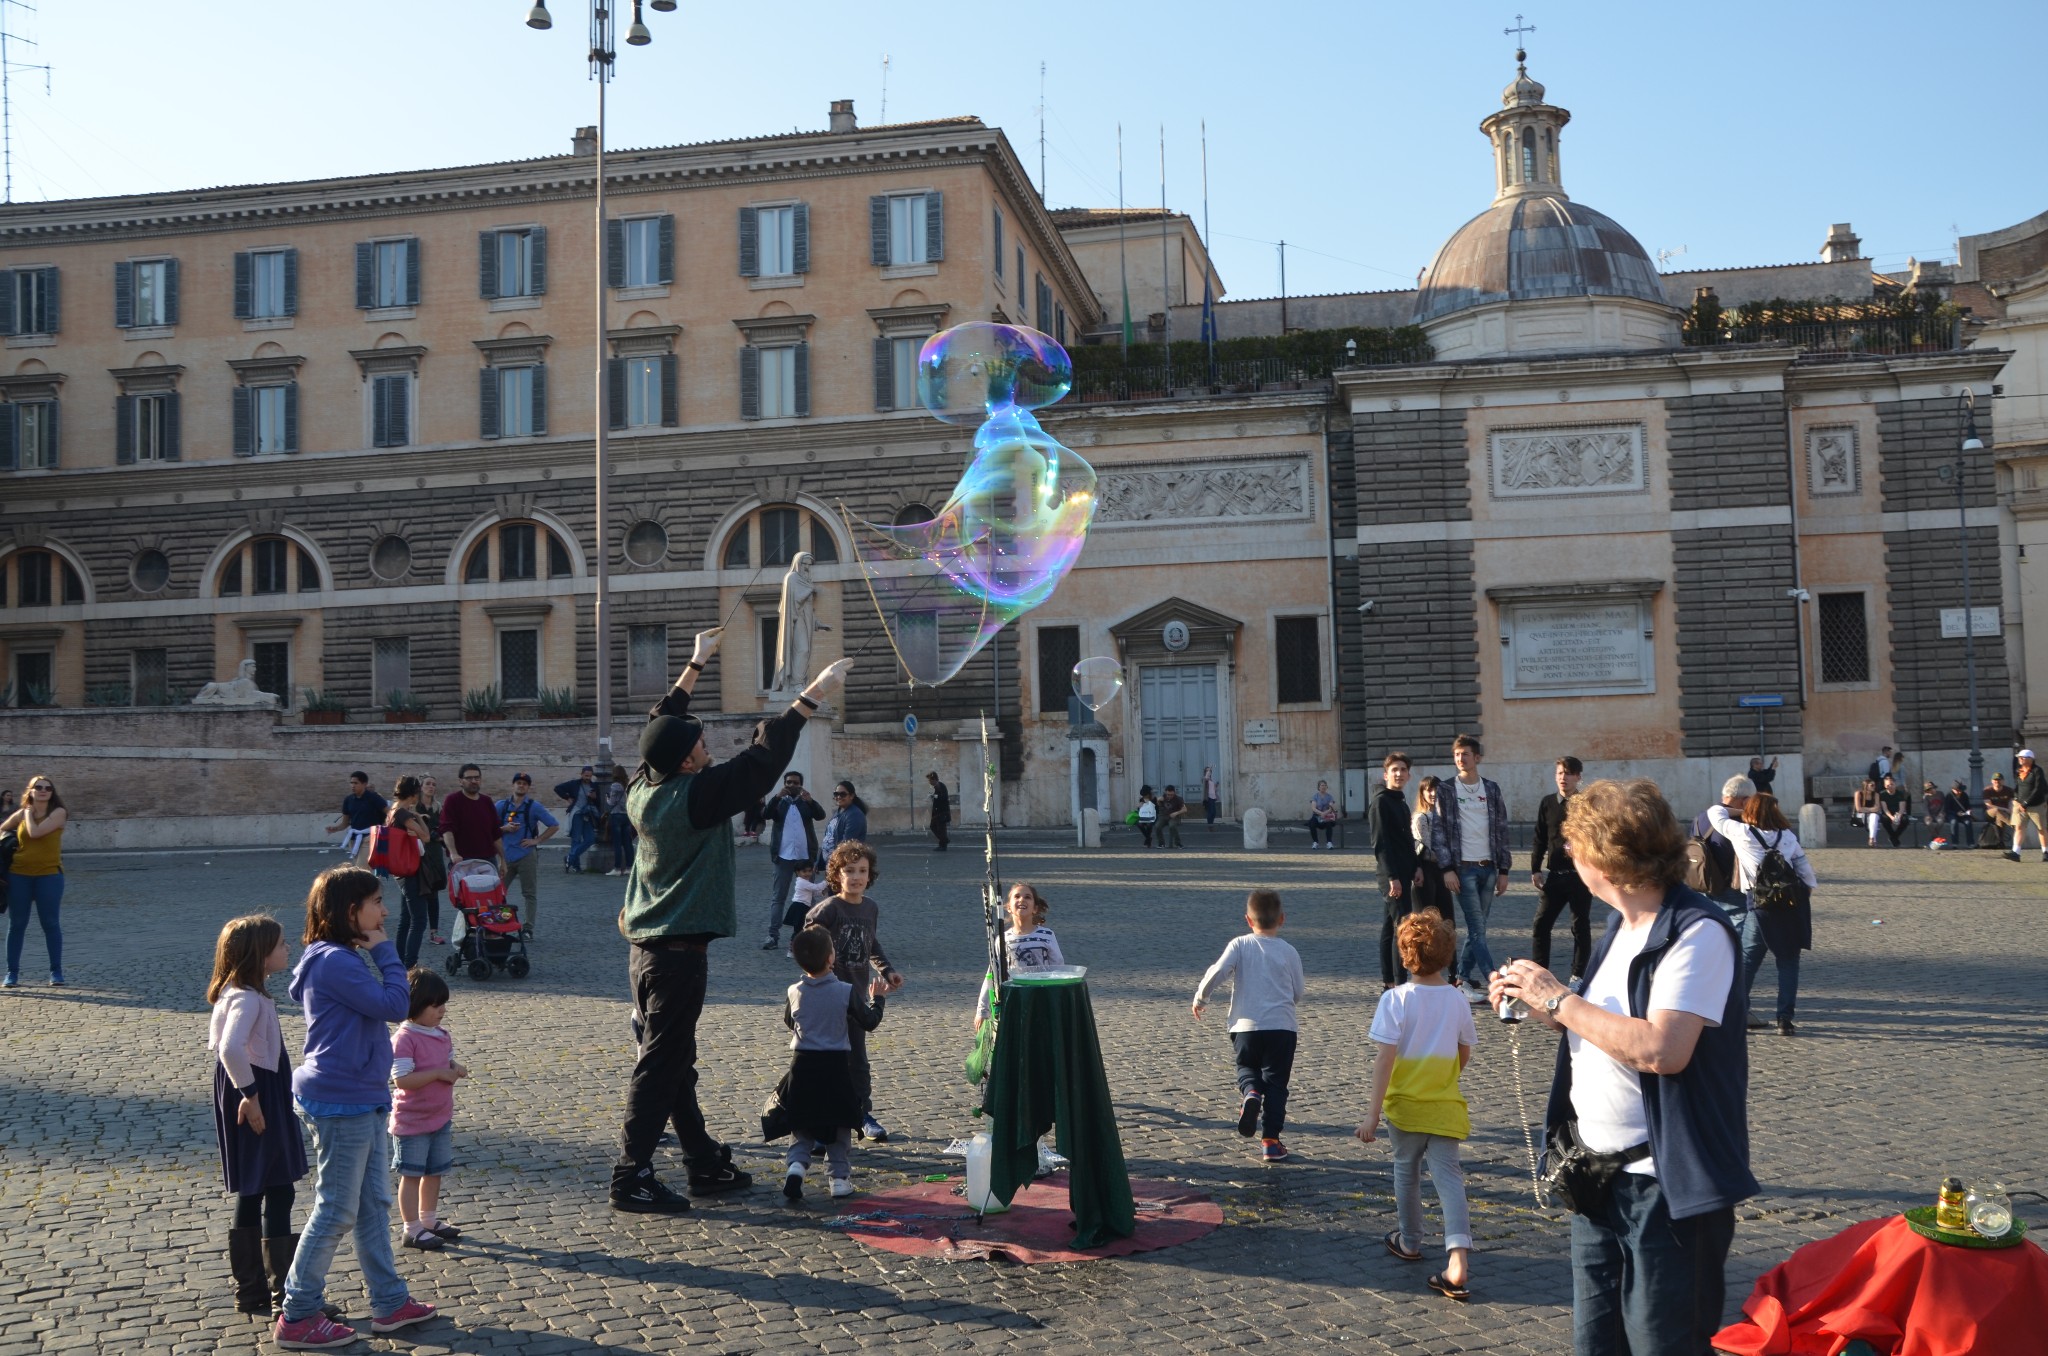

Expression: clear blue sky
xmin=5 ymin=1 xmax=2041 ymax=301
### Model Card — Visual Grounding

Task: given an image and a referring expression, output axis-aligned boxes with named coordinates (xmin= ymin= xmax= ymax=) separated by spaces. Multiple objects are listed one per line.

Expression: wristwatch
xmin=1544 ymin=993 xmax=1567 ymax=1016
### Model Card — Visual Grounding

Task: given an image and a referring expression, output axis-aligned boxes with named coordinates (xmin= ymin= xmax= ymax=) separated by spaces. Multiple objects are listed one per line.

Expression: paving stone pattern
xmin=2 ymin=830 xmax=2042 ymax=1354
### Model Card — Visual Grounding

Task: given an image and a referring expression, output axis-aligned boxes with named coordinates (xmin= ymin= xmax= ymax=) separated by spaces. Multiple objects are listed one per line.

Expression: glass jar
xmin=1935 ymin=1176 xmax=1970 ymax=1232
xmin=1967 ymin=1181 xmax=2012 ymax=1238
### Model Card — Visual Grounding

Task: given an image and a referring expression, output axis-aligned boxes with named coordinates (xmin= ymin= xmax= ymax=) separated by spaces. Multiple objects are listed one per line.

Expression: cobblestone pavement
xmin=2 ymin=826 xmax=2043 ymax=1354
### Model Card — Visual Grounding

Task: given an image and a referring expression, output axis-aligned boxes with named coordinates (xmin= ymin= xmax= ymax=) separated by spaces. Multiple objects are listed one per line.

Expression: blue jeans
xmin=1453 ymin=865 xmax=1497 ymax=985
xmin=567 ymin=809 xmax=598 ymax=869
xmin=395 ymin=874 xmax=431 ymax=968
xmin=1569 ymin=1171 xmax=1735 ymax=1356
xmin=1739 ymin=895 xmax=1799 ymax=1022
xmin=284 ymin=1109 xmax=409 ymax=1322
xmin=6 ymin=871 xmax=63 ymax=978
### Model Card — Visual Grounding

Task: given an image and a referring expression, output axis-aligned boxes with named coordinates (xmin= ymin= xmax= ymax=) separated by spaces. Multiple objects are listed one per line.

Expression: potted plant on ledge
xmin=383 ymin=690 xmax=429 ymax=724
xmin=301 ymin=689 xmax=348 ymax=725
xmin=463 ymin=684 xmax=506 ymax=722
xmin=537 ymin=686 xmax=582 ymax=720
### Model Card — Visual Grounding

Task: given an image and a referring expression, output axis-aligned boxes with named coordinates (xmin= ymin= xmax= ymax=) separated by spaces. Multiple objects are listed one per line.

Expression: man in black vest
xmin=926 ymin=771 xmax=951 ymax=851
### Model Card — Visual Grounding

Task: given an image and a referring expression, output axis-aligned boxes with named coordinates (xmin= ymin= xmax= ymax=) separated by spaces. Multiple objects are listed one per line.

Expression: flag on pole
xmin=1200 ymin=272 xmax=1217 ymax=346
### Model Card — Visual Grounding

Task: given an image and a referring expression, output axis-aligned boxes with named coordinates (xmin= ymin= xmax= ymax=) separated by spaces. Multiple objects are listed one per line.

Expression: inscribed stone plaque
xmin=1504 ymin=600 xmax=1653 ymax=698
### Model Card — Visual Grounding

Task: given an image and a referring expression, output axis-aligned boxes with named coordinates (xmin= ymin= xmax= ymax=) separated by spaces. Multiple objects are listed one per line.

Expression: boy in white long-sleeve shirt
xmin=1192 ymin=888 xmax=1305 ymax=1161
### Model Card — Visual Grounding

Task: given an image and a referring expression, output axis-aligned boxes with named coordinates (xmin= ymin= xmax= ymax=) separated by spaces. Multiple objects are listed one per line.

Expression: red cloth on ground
xmin=1713 ymin=1214 xmax=2048 ymax=1356
xmin=832 ymin=1173 xmax=1220 ymax=1265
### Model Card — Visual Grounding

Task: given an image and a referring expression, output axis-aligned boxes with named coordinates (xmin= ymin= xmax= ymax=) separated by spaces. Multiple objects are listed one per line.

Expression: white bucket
xmin=963 ymin=1132 xmax=1009 ymax=1214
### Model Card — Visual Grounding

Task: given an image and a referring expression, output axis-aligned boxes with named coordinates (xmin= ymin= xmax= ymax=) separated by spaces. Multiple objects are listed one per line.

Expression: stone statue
xmin=192 ymin=658 xmax=280 ymax=709
xmin=769 ymin=552 xmax=829 ymax=694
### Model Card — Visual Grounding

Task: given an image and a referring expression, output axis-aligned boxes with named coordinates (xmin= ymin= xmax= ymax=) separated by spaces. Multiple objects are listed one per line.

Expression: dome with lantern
xmin=1412 ymin=51 xmax=1680 ymax=360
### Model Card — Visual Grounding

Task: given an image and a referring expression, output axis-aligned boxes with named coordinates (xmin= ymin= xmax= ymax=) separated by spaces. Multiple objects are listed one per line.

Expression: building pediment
xmin=1109 ymin=597 xmax=1241 ymax=663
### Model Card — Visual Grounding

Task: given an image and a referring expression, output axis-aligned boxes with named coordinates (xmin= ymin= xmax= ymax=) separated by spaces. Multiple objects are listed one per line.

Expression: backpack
xmin=1684 ymin=816 xmax=1734 ymax=896
xmin=1748 ymin=828 xmax=1806 ymax=911
xmin=368 ymin=820 xmax=422 ymax=878
xmin=1868 ymin=759 xmax=1884 ymax=783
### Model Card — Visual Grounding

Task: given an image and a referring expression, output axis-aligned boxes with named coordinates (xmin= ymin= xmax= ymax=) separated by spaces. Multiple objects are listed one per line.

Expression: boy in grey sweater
xmin=776 ymin=926 xmax=886 ymax=1200
xmin=1192 ymin=889 xmax=1305 ymax=1161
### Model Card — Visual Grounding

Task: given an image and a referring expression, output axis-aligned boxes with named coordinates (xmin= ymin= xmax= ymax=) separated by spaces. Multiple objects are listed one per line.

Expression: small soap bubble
xmin=1072 ymin=657 xmax=1125 ymax=713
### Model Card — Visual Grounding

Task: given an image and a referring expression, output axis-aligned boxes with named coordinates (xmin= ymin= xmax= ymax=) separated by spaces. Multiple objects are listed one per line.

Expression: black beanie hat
xmin=640 ymin=714 xmax=703 ymax=777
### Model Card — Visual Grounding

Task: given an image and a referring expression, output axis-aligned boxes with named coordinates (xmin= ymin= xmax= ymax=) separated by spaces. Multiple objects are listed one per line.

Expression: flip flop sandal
xmin=1427 ymin=1272 xmax=1471 ymax=1302
xmin=1384 ymin=1230 xmax=1423 ymax=1263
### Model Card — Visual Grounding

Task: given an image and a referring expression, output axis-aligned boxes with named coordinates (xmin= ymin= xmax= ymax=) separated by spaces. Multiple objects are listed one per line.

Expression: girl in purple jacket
xmin=274 ymin=868 xmax=439 ymax=1349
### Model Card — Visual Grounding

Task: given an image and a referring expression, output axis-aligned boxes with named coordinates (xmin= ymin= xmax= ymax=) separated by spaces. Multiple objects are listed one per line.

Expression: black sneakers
xmin=687 ymin=1145 xmax=755 ymax=1197
xmin=610 ymin=1168 xmax=693 ymax=1214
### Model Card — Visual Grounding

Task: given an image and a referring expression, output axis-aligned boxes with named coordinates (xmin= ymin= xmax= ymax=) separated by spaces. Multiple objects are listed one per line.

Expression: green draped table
xmin=979 ymin=977 xmax=1136 ymax=1249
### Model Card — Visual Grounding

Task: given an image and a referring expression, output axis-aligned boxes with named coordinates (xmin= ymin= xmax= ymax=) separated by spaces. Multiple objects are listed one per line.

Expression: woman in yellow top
xmin=3 ymin=773 xmax=68 ymax=988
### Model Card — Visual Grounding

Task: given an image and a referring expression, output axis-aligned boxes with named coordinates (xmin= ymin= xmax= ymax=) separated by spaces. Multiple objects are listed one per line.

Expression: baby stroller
xmin=444 ymin=858 xmax=530 ymax=980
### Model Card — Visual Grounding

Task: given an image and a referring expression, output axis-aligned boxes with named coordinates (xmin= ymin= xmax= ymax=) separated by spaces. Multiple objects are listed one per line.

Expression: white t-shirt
xmin=1453 ymin=778 xmax=1488 ymax=864
xmin=1568 ymin=916 xmax=1736 ymax=1175
xmin=789 ymin=875 xmax=826 ymax=912
xmin=777 ymin=801 xmax=810 ymax=861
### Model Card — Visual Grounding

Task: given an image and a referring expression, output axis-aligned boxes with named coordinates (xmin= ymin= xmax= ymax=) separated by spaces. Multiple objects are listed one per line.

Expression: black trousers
xmin=617 ymin=943 xmax=722 ymax=1181
xmin=1377 ymin=871 xmax=1414 ymax=985
xmin=1532 ymin=868 xmax=1593 ymax=978
xmin=930 ymin=814 xmax=950 ymax=849
xmin=1230 ymin=1029 xmax=1297 ymax=1139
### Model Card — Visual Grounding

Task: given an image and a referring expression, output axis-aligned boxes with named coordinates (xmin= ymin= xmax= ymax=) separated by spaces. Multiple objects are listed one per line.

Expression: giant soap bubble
xmin=844 ymin=323 xmax=1095 ymax=687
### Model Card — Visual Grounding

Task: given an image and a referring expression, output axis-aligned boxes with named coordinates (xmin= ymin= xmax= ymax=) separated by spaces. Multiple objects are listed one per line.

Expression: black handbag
xmin=1542 ymin=1120 xmax=1650 ymax=1217
xmin=417 ymin=848 xmax=448 ymax=894
xmin=0 ymin=828 xmax=16 ymax=877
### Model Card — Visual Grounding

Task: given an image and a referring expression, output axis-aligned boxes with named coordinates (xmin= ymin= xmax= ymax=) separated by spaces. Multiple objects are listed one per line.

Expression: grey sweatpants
xmin=1389 ymin=1123 xmax=1472 ymax=1255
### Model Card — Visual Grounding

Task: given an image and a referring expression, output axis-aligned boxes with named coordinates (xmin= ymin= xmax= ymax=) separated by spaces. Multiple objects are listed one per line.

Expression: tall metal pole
xmin=1958 ymin=388 xmax=1984 ymax=796
xmin=593 ymin=13 xmax=612 ymax=775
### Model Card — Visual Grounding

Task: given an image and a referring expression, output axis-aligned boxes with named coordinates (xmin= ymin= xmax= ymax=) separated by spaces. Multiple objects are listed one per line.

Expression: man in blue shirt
xmin=326 ymin=770 xmax=388 ymax=859
xmin=496 ymin=772 xmax=559 ymax=938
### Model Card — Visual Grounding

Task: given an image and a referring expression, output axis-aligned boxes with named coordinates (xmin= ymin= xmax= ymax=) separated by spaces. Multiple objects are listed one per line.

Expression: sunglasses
xmin=30 ymin=784 xmax=53 ymax=792
xmin=832 ymin=791 xmax=849 ymax=798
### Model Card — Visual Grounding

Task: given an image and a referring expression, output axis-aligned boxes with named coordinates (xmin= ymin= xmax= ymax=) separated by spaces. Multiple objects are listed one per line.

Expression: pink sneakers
xmin=273 ymin=1312 xmax=358 ymax=1349
xmin=370 ymin=1299 xmax=438 ymax=1334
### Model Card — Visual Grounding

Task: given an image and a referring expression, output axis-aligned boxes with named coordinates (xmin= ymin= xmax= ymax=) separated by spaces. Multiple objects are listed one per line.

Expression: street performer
xmin=610 ymin=625 xmax=852 ymax=1214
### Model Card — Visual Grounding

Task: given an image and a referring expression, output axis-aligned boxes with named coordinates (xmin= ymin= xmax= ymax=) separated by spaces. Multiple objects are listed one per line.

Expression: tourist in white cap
xmin=2005 ymin=750 xmax=2048 ymax=862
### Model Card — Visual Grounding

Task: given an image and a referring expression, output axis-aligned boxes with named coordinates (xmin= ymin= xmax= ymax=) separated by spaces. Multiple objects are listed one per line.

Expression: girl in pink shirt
xmin=390 ymin=968 xmax=468 ymax=1250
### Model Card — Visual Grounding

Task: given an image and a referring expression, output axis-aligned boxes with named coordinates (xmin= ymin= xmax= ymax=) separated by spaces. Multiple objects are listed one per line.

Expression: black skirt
xmin=766 ymin=1050 xmax=862 ymax=1141
xmin=213 ymin=1058 xmax=310 ymax=1195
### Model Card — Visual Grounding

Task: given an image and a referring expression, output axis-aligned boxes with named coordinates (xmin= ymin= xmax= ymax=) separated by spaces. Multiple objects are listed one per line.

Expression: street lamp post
xmin=525 ymin=0 xmax=671 ymax=777
xmin=1946 ymin=387 xmax=1986 ymax=796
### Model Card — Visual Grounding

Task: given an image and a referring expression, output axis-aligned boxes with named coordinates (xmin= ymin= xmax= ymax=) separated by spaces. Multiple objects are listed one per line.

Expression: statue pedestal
xmin=765 ymin=692 xmax=834 ymax=798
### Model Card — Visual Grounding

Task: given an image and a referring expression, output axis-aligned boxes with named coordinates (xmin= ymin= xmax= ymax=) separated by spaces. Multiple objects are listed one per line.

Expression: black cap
xmin=640 ymin=714 xmax=704 ymax=777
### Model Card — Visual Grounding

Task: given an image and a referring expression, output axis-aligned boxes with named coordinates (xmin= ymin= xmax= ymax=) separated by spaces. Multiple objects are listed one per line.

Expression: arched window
xmin=463 ymin=520 xmax=573 ymax=583
xmin=1543 ymin=127 xmax=1556 ymax=181
xmin=1498 ymin=134 xmax=1514 ymax=190
xmin=216 ymin=536 xmax=320 ymax=598
xmin=721 ymin=504 xmax=838 ymax=570
xmin=2 ymin=548 xmax=84 ymax=608
xmin=1521 ymin=128 xmax=1537 ymax=184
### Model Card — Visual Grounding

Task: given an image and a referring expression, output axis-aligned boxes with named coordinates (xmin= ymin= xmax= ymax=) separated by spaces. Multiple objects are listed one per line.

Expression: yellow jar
xmin=1935 ymin=1176 xmax=1970 ymax=1232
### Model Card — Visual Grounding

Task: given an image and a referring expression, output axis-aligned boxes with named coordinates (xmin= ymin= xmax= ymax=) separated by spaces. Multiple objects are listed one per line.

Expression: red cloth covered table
xmin=1713 ymin=1214 xmax=2048 ymax=1356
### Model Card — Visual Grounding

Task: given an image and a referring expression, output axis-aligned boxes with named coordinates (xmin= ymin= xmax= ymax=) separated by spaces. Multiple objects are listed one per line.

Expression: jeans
xmin=284 ymin=1109 xmax=409 ymax=1322
xmin=1948 ymin=815 xmax=1976 ymax=847
xmin=1377 ymin=871 xmax=1414 ymax=985
xmin=1569 ymin=1171 xmax=1735 ymax=1356
xmin=617 ymin=943 xmax=722 ymax=1180
xmin=1533 ymin=869 xmax=1593 ymax=979
xmin=1739 ymin=897 xmax=1799 ymax=1022
xmin=1204 ymin=797 xmax=1220 ymax=825
xmin=5 ymin=871 xmax=63 ymax=978
xmin=394 ymin=873 xmax=431 ymax=968
xmin=608 ymin=811 xmax=636 ymax=872
xmin=1388 ymin=1124 xmax=1471 ymax=1254
xmin=1230 ymin=1029 xmax=1296 ymax=1139
xmin=567 ymin=808 xmax=598 ymax=869
xmin=766 ymin=855 xmax=805 ymax=942
xmin=1453 ymin=865 xmax=1498 ymax=986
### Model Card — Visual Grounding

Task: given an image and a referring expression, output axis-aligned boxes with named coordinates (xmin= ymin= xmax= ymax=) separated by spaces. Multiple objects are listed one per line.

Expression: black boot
xmin=229 ymin=1228 xmax=271 ymax=1315
xmin=264 ymin=1233 xmax=343 ymax=1320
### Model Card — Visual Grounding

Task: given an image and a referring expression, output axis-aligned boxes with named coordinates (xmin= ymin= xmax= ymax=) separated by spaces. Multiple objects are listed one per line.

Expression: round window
xmin=892 ymin=503 xmax=935 ymax=527
xmin=370 ymin=534 xmax=413 ymax=581
xmin=625 ymin=519 xmax=668 ymax=567
xmin=131 ymin=548 xmax=170 ymax=592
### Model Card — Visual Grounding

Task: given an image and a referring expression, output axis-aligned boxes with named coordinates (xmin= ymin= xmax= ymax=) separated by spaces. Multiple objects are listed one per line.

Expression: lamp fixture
xmin=649 ymin=0 xmax=677 ymax=8
xmin=525 ymin=1 xmax=552 ymax=29
xmin=625 ymin=0 xmax=652 ymax=43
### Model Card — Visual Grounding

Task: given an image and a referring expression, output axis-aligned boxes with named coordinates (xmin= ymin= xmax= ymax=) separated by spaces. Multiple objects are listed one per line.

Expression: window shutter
xmin=660 ymin=352 xmax=678 ymax=426
xmin=355 ymin=242 xmax=374 ymax=309
xmin=372 ymin=373 xmax=390 ymax=447
xmin=284 ymin=382 xmax=300 ymax=452
xmin=478 ymin=368 xmax=500 ymax=438
xmin=233 ymin=252 xmax=252 ymax=319
xmin=926 ymin=191 xmax=944 ymax=262
xmin=605 ymin=219 xmax=625 ymax=288
xmin=164 ymin=258 xmax=180 ymax=325
xmin=404 ymin=237 xmax=421 ymax=306
xmin=0 ymin=405 xmax=15 ymax=470
xmin=606 ymin=357 xmax=626 ymax=430
xmin=114 ymin=261 xmax=134 ymax=328
xmin=869 ymin=196 xmax=890 ymax=266
xmin=658 ymin=214 xmax=675 ymax=284
xmin=530 ymin=227 xmax=547 ymax=294
xmin=873 ymin=336 xmax=894 ymax=411
xmin=43 ymin=401 xmax=57 ymax=467
xmin=792 ymin=204 xmax=810 ymax=274
xmin=282 ymin=249 xmax=299 ymax=316
xmin=388 ymin=376 xmax=410 ymax=447
xmin=162 ymin=392 xmax=182 ymax=461
xmin=739 ymin=346 xmax=760 ymax=420
xmin=994 ymin=208 xmax=1004 ymax=269
xmin=530 ymin=362 xmax=547 ymax=434
xmin=232 ymin=387 xmax=254 ymax=456
xmin=478 ymin=231 xmax=498 ymax=299
xmin=0 ymin=271 xmax=14 ymax=335
xmin=793 ymin=342 xmax=810 ymax=418
xmin=738 ymin=206 xmax=759 ymax=278
xmin=43 ymin=268 xmax=58 ymax=335
xmin=115 ymin=396 xmax=134 ymax=463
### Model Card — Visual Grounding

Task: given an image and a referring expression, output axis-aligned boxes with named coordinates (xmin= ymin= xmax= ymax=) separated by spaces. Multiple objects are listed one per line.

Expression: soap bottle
xmin=1934 ymin=1176 xmax=1970 ymax=1231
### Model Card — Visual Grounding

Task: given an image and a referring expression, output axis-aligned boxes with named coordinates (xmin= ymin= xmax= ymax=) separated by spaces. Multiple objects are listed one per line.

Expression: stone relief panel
xmin=1094 ymin=457 xmax=1312 ymax=528
xmin=1806 ymin=425 xmax=1858 ymax=497
xmin=1488 ymin=423 xmax=1646 ymax=499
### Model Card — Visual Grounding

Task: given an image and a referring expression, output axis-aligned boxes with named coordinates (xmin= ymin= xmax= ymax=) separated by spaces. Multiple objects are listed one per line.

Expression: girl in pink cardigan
xmin=390 ymin=968 xmax=469 ymax=1250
